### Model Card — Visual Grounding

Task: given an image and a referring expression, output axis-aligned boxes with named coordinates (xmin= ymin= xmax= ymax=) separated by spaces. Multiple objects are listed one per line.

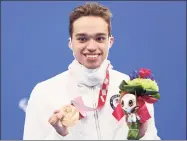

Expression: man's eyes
xmin=96 ymin=37 xmax=106 ymax=42
xmin=77 ymin=36 xmax=106 ymax=43
xmin=77 ymin=37 xmax=87 ymax=42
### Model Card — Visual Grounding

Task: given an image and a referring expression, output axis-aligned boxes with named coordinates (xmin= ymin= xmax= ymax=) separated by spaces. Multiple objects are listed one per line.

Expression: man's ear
xmin=68 ymin=37 xmax=73 ymax=50
xmin=109 ymin=35 xmax=114 ymax=49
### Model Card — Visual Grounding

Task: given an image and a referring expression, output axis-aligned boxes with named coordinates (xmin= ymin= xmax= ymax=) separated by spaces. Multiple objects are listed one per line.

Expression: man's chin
xmin=84 ymin=62 xmax=101 ymax=69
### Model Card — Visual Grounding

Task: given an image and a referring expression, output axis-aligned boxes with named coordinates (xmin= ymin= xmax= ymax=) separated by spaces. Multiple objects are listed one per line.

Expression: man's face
xmin=69 ymin=16 xmax=114 ymax=69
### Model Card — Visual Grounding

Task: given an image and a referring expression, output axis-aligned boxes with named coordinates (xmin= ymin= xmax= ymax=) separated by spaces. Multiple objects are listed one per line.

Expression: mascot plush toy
xmin=113 ymin=68 xmax=160 ymax=140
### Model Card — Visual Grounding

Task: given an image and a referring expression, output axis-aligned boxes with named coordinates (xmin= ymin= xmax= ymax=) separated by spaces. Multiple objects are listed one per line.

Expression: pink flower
xmin=138 ymin=68 xmax=151 ymax=78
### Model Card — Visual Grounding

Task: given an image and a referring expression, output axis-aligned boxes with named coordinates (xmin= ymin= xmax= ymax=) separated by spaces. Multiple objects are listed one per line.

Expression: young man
xmin=23 ymin=2 xmax=160 ymax=140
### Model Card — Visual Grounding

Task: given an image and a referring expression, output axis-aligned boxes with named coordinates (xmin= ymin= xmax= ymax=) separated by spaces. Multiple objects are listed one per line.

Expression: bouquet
xmin=117 ymin=68 xmax=160 ymax=140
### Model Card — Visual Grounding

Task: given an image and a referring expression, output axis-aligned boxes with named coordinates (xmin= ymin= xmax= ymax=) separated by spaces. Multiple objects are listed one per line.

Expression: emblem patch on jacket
xmin=110 ymin=94 xmax=120 ymax=110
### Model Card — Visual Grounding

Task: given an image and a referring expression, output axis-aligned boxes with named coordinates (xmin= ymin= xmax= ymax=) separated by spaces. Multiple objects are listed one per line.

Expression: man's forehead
xmin=75 ymin=33 xmax=107 ymax=37
xmin=73 ymin=16 xmax=109 ymax=37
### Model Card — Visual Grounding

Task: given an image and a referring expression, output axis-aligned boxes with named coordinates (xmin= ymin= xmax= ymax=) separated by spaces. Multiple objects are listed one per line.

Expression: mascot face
xmin=120 ymin=94 xmax=137 ymax=113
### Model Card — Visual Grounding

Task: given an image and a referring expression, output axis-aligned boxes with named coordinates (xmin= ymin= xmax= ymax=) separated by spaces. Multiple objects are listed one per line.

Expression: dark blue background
xmin=1 ymin=1 xmax=186 ymax=140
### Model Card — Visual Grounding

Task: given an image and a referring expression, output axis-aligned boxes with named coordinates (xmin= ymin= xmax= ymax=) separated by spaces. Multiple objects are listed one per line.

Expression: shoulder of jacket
xmin=32 ymin=70 xmax=69 ymax=92
xmin=110 ymin=69 xmax=130 ymax=81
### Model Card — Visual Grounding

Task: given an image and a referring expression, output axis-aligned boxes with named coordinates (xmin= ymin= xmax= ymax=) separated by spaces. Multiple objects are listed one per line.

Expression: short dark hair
xmin=69 ymin=2 xmax=112 ymax=38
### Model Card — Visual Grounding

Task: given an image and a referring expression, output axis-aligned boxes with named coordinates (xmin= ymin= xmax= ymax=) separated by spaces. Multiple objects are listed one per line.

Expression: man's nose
xmin=86 ymin=39 xmax=97 ymax=52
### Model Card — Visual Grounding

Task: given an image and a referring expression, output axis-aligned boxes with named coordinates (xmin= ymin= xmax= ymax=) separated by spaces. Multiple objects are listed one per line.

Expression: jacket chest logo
xmin=110 ymin=94 xmax=120 ymax=110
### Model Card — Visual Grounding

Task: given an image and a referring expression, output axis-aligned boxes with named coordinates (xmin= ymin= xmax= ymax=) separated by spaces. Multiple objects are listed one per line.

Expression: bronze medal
xmin=60 ymin=105 xmax=80 ymax=127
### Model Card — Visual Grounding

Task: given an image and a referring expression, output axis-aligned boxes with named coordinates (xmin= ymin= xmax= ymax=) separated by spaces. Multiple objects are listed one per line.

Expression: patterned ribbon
xmin=71 ymin=67 xmax=110 ymax=118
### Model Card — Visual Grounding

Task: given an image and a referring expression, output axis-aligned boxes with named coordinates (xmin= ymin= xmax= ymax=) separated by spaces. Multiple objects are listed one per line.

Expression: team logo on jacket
xmin=110 ymin=94 xmax=120 ymax=110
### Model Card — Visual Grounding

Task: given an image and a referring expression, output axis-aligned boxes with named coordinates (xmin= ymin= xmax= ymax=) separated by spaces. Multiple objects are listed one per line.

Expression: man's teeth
xmin=86 ymin=55 xmax=98 ymax=58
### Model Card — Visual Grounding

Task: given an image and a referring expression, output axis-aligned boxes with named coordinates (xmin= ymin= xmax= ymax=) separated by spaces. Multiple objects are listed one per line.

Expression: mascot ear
xmin=131 ymin=106 xmax=139 ymax=113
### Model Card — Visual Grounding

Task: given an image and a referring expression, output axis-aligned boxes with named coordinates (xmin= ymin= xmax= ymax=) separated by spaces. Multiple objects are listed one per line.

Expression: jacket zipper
xmin=95 ymin=103 xmax=102 ymax=139
xmin=91 ymin=86 xmax=102 ymax=140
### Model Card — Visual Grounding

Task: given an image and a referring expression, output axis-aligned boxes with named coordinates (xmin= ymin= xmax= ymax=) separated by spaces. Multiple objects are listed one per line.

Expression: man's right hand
xmin=48 ymin=109 xmax=69 ymax=136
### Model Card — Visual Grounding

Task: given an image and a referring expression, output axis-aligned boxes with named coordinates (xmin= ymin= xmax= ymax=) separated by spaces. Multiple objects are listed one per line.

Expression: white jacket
xmin=23 ymin=69 xmax=160 ymax=140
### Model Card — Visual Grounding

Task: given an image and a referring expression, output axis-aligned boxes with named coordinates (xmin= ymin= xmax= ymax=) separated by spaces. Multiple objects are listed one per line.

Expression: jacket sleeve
xmin=23 ymin=84 xmax=73 ymax=140
xmin=139 ymin=103 xmax=161 ymax=140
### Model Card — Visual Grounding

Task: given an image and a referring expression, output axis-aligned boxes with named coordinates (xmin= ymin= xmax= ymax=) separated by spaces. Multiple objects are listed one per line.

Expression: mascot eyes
xmin=121 ymin=100 xmax=124 ymax=107
xmin=129 ymin=100 xmax=133 ymax=107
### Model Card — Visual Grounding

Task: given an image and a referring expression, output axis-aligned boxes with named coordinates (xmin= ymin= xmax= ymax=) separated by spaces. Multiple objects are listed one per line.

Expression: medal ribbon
xmin=71 ymin=66 xmax=110 ymax=118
